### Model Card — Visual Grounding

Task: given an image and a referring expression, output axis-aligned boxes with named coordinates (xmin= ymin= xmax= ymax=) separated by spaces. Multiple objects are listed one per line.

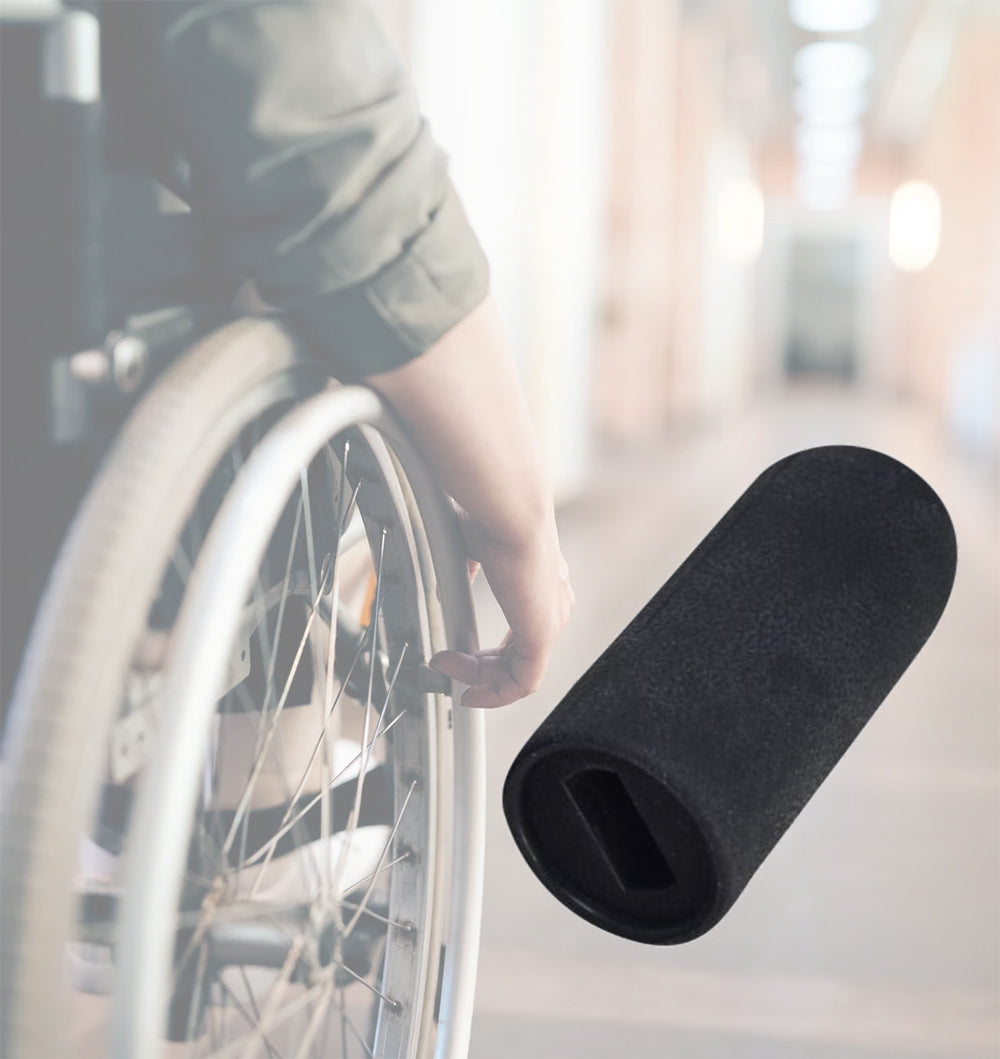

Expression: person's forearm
xmin=365 ymin=295 xmax=550 ymax=548
xmin=368 ymin=294 xmax=573 ymax=707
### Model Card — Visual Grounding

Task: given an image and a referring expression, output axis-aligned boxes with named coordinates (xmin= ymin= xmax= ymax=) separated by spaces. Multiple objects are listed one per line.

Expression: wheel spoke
xmin=259 ymin=629 xmax=404 ymax=887
xmin=172 ymin=879 xmax=226 ymax=994
xmin=337 ymin=987 xmax=350 ymax=1058
xmin=293 ymin=982 xmax=333 ymax=1059
xmin=218 ymin=973 xmax=283 ymax=1059
xmin=299 ymin=464 xmax=321 ymax=610
xmin=204 ymin=983 xmax=325 ymax=1059
xmin=336 ymin=899 xmax=410 ymax=932
xmin=339 ymin=852 xmax=409 ymax=905
xmin=255 ymin=496 xmax=305 ymax=757
xmin=319 ymin=448 xmax=347 ymax=912
xmin=276 ymin=623 xmax=373 ymax=833
xmin=239 ymin=570 xmax=281 ymax=871
xmin=208 ymin=978 xmax=220 ymax=1055
xmin=370 ymin=648 xmax=407 ymax=744
xmin=238 ymin=709 xmax=406 ymax=882
xmin=331 ymin=960 xmax=396 ymax=1010
xmin=331 ymin=529 xmax=386 ymax=910
xmin=338 ymin=999 xmax=374 ymax=1059
xmin=338 ymin=478 xmax=363 ymax=541
xmin=221 ymin=576 xmax=329 ymax=859
xmin=229 ymin=932 xmax=309 ymax=1059
xmin=185 ymin=939 xmax=210 ymax=1049
xmin=343 ymin=781 xmax=415 ymax=940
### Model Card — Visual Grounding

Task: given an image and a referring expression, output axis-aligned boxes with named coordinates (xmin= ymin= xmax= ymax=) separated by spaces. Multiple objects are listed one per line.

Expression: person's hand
xmin=366 ymin=296 xmax=574 ymax=707
xmin=429 ymin=509 xmax=574 ymax=708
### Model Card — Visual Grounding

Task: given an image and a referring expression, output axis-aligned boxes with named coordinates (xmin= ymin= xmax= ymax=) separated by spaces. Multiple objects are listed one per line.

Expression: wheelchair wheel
xmin=0 ymin=319 xmax=485 ymax=1058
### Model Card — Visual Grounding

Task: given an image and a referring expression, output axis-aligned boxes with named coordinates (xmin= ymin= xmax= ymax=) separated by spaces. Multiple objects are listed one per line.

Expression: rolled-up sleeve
xmin=119 ymin=0 xmax=489 ymax=378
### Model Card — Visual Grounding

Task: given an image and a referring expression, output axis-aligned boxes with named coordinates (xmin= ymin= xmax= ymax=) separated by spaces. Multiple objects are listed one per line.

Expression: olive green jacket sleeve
xmin=102 ymin=0 xmax=489 ymax=379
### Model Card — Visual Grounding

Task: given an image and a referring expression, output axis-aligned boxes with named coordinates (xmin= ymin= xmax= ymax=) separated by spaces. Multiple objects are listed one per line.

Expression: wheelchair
xmin=0 ymin=6 xmax=486 ymax=1057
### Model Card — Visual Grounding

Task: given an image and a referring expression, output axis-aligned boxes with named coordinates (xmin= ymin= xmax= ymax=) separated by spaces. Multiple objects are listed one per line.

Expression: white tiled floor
xmin=469 ymin=386 xmax=999 ymax=1059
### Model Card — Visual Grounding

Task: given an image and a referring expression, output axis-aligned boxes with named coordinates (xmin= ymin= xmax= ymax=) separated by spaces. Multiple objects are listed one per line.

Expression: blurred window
xmin=889 ymin=181 xmax=941 ymax=272
xmin=715 ymin=179 xmax=764 ymax=265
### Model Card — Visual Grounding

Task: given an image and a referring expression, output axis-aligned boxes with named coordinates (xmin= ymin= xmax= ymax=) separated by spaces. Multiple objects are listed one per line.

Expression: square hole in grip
xmin=564 ymin=768 xmax=677 ymax=892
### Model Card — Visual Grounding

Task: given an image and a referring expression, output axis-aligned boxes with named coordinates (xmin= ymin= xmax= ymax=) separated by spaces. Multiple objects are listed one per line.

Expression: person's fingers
xmin=500 ymin=640 xmax=545 ymax=697
xmin=430 ymin=641 xmax=547 ymax=709
xmin=428 ymin=649 xmax=483 ymax=684
xmin=462 ymin=654 xmax=530 ymax=708
xmin=462 ymin=683 xmax=521 ymax=709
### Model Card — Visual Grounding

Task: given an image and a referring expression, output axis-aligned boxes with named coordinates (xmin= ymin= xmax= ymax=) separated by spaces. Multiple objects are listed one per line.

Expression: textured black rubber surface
xmin=504 ymin=446 xmax=957 ymax=944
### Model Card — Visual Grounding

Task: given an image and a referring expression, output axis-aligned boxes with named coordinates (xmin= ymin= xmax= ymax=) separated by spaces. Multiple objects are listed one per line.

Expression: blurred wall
xmin=591 ymin=1 xmax=679 ymax=441
xmin=401 ymin=0 xmax=610 ymax=499
xmin=593 ymin=3 xmax=762 ymax=441
xmin=893 ymin=11 xmax=1000 ymax=455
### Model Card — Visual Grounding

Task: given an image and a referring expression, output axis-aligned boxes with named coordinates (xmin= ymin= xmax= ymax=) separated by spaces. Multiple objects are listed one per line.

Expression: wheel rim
xmin=114 ymin=387 xmax=482 ymax=1058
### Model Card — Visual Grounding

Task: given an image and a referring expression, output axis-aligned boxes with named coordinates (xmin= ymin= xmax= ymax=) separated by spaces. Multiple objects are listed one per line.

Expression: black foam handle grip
xmin=503 ymin=446 xmax=957 ymax=944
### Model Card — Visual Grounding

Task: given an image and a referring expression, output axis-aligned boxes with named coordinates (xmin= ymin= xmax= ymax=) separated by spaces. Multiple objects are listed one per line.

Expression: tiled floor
xmin=468 ymin=386 xmax=999 ymax=1059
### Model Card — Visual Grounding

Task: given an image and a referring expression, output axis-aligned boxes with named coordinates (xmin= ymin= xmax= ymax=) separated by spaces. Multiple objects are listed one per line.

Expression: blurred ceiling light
xmin=796 ymin=123 xmax=863 ymax=165
xmin=789 ymin=0 xmax=879 ymax=34
xmin=793 ymin=84 xmax=868 ymax=124
xmin=794 ymin=41 xmax=873 ymax=91
xmin=797 ymin=169 xmax=853 ymax=211
xmin=798 ymin=159 xmax=857 ymax=184
xmin=715 ymin=178 xmax=765 ymax=265
xmin=889 ymin=180 xmax=941 ymax=271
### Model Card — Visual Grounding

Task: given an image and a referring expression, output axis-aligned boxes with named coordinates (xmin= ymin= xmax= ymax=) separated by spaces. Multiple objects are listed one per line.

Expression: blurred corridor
xmin=380 ymin=0 xmax=999 ymax=489
xmin=375 ymin=0 xmax=1000 ymax=1054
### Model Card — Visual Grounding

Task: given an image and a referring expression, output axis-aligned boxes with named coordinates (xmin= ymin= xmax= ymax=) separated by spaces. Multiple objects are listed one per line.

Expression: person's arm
xmin=109 ymin=0 xmax=489 ymax=381
xmin=367 ymin=296 xmax=574 ymax=708
xmin=118 ymin=1 xmax=572 ymax=703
